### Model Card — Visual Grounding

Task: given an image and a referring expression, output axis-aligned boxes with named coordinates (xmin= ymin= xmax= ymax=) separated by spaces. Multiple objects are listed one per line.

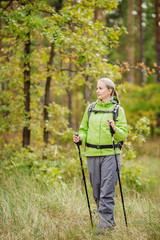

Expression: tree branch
xmin=2 ymin=0 xmax=13 ymax=12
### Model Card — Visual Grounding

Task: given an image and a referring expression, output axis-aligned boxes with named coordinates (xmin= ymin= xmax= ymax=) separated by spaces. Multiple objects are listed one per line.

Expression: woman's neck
xmin=101 ymin=96 xmax=112 ymax=102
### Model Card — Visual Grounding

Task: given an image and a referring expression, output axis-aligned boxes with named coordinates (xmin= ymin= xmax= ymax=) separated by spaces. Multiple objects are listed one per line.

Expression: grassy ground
xmin=0 ymin=140 xmax=159 ymax=240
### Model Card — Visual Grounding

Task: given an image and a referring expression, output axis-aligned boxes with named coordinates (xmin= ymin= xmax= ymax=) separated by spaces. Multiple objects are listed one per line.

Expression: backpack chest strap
xmin=90 ymin=110 xmax=114 ymax=114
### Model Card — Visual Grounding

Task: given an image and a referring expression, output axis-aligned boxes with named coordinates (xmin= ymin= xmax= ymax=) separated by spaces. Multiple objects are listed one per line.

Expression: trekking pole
xmin=74 ymin=133 xmax=93 ymax=228
xmin=108 ymin=122 xmax=128 ymax=228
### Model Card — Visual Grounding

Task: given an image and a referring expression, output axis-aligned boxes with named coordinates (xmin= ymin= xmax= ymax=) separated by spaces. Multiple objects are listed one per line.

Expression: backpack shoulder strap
xmin=113 ymin=104 xmax=124 ymax=148
xmin=88 ymin=102 xmax=120 ymax=127
xmin=113 ymin=104 xmax=120 ymax=121
xmin=88 ymin=102 xmax=97 ymax=121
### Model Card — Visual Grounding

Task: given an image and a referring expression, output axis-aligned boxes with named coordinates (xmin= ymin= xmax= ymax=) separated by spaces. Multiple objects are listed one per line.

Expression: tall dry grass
xmin=0 ymin=139 xmax=159 ymax=240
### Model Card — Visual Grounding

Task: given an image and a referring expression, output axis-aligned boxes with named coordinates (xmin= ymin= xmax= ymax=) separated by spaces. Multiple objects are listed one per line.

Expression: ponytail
xmin=113 ymin=89 xmax=118 ymax=98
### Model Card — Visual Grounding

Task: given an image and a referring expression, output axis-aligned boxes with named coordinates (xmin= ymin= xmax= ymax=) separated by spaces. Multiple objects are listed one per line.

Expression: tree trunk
xmin=66 ymin=88 xmax=72 ymax=128
xmin=22 ymin=32 xmax=31 ymax=147
xmin=126 ymin=0 xmax=135 ymax=83
xmin=157 ymin=113 xmax=160 ymax=128
xmin=0 ymin=2 xmax=10 ymax=117
xmin=0 ymin=1 xmax=3 ymax=106
xmin=67 ymin=47 xmax=72 ymax=128
xmin=139 ymin=0 xmax=144 ymax=86
xmin=0 ymin=2 xmax=2 ymax=57
xmin=84 ymin=75 xmax=91 ymax=103
xmin=55 ymin=0 xmax=63 ymax=12
xmin=43 ymin=0 xmax=63 ymax=145
xmin=94 ymin=8 xmax=106 ymax=25
xmin=75 ymin=90 xmax=79 ymax=130
xmin=155 ymin=0 xmax=160 ymax=84
xmin=43 ymin=43 xmax=55 ymax=145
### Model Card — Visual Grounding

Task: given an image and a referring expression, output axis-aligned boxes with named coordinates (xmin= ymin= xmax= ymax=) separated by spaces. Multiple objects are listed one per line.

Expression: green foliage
xmin=120 ymin=83 xmax=160 ymax=128
xmin=0 ymin=141 xmax=86 ymax=186
xmin=0 ymin=115 xmax=153 ymax=192
xmin=106 ymin=0 xmax=158 ymax=84
xmin=44 ymin=102 xmax=70 ymax=142
xmin=121 ymin=116 xmax=152 ymax=191
xmin=129 ymin=117 xmax=150 ymax=143
xmin=0 ymin=0 xmax=159 ymax=194
xmin=121 ymin=163 xmax=146 ymax=191
xmin=0 ymin=0 xmax=125 ymax=141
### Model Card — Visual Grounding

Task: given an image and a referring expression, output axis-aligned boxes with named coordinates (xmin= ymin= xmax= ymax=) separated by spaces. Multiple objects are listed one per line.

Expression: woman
xmin=73 ymin=78 xmax=128 ymax=232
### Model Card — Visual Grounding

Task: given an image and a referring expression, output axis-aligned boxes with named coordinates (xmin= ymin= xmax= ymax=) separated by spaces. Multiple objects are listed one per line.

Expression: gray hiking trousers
xmin=87 ymin=155 xmax=121 ymax=227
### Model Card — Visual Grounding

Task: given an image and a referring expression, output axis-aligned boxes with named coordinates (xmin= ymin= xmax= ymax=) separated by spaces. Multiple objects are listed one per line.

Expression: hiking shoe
xmin=96 ymin=226 xmax=112 ymax=235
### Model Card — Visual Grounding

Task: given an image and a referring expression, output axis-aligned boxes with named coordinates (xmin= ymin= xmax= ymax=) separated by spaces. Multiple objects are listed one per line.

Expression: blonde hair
xmin=98 ymin=78 xmax=118 ymax=98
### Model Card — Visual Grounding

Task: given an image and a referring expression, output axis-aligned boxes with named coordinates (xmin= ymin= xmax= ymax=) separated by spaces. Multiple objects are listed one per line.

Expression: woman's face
xmin=96 ymin=81 xmax=112 ymax=102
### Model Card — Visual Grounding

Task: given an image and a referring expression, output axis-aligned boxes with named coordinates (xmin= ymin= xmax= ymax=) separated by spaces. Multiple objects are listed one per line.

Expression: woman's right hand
xmin=73 ymin=134 xmax=82 ymax=144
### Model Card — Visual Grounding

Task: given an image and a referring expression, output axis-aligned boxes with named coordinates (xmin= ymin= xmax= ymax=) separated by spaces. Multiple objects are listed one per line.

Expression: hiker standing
xmin=73 ymin=78 xmax=128 ymax=232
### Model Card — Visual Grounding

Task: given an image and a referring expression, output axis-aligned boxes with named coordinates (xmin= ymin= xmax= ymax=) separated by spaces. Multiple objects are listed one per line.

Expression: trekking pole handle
xmin=108 ymin=120 xmax=115 ymax=135
xmin=74 ymin=133 xmax=82 ymax=145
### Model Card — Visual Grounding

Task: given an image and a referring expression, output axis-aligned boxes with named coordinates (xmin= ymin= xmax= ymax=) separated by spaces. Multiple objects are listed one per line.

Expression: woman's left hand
xmin=108 ymin=120 xmax=117 ymax=132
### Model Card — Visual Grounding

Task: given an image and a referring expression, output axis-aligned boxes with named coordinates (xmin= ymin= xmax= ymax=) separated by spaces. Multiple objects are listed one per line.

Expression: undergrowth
xmin=0 ymin=139 xmax=159 ymax=239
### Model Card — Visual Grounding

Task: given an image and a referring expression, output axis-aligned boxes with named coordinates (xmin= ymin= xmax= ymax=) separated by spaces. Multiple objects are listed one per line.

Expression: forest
xmin=0 ymin=0 xmax=160 ymax=239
